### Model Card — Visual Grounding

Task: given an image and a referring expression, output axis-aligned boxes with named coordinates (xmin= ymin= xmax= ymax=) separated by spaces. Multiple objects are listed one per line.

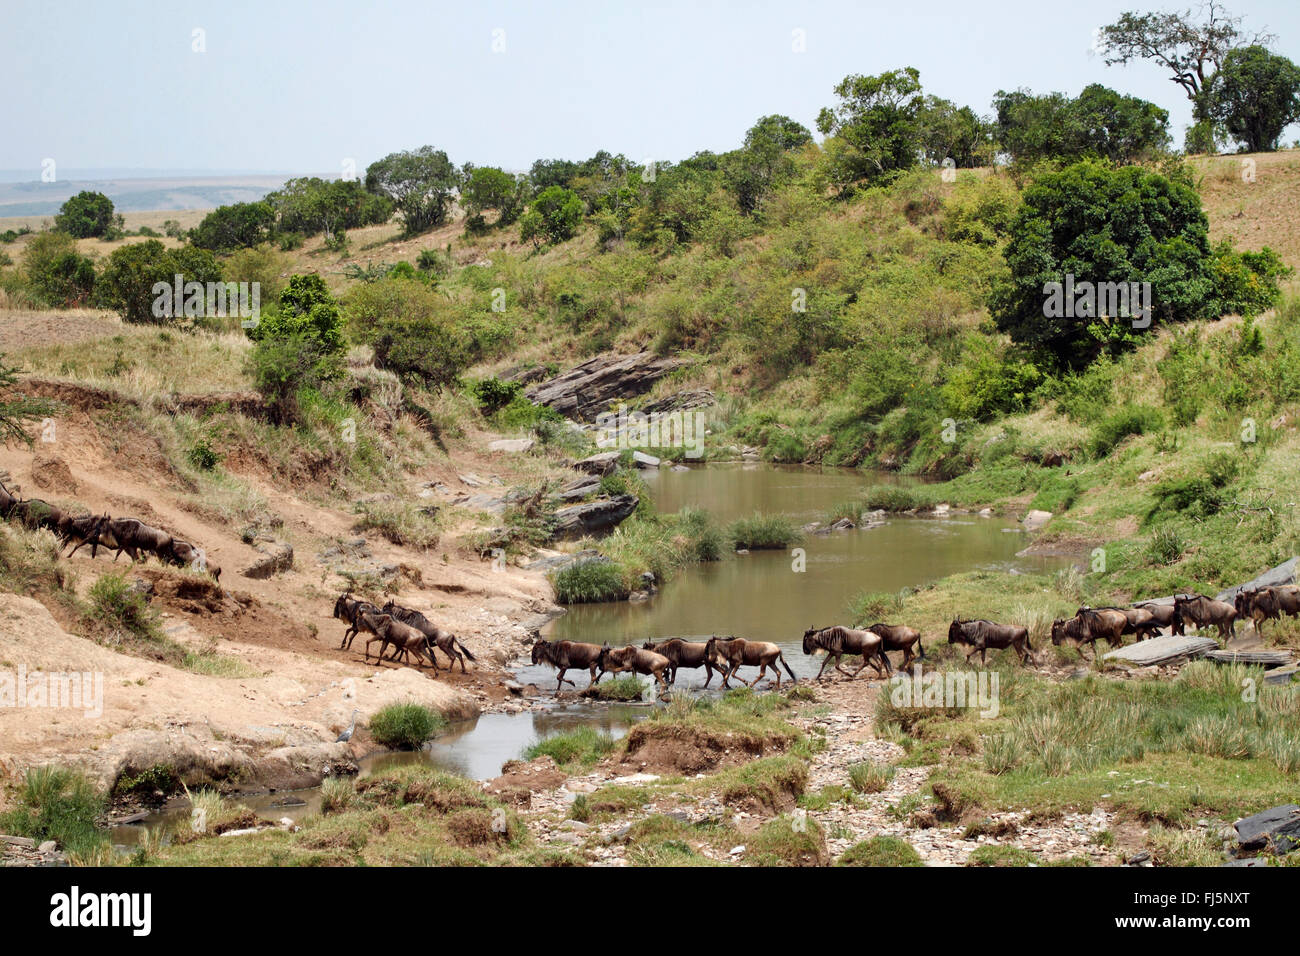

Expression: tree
xmin=55 ymin=191 xmax=117 ymax=238
xmin=190 ymin=201 xmax=276 ymax=251
xmin=1207 ymin=46 xmax=1300 ymax=151
xmin=993 ymin=85 xmax=1169 ymax=164
xmin=519 ymin=186 xmax=584 ymax=247
xmin=991 ymin=162 xmax=1215 ymax=367
xmin=816 ymin=68 xmax=925 ymax=190
xmin=723 ymin=114 xmax=813 ymax=214
xmin=246 ymin=275 xmax=345 ymax=424
xmin=267 ymin=177 xmax=391 ymax=240
xmin=461 ymin=166 xmax=527 ymax=228
xmin=917 ymin=97 xmax=995 ymax=168
xmin=1098 ymin=3 xmax=1273 ymax=102
xmin=97 ymin=240 xmax=222 ymax=324
xmin=364 ymin=148 xmax=458 ymax=236
xmin=21 ymin=232 xmax=95 ymax=307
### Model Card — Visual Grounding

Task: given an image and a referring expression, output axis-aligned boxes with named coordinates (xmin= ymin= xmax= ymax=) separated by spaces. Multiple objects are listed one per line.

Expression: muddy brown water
xmin=538 ymin=463 xmax=1070 ymax=682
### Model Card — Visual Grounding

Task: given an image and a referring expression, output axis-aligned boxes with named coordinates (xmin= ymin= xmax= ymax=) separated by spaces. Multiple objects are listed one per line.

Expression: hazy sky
xmin=4 ymin=0 xmax=1299 ymax=177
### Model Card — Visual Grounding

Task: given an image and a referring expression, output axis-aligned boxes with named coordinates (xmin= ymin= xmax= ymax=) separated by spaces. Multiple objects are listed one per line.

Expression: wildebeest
xmin=801 ymin=626 xmax=890 ymax=680
xmin=1133 ymin=601 xmax=1184 ymax=636
xmin=103 ymin=517 xmax=173 ymax=563
xmin=1050 ymin=608 xmax=1126 ymax=660
xmin=1174 ymin=593 xmax=1236 ymax=642
xmin=333 ymin=592 xmax=382 ymax=650
xmin=1234 ymin=586 xmax=1300 ymax=637
xmin=163 ymin=538 xmax=222 ymax=582
xmin=10 ymin=498 xmax=64 ymax=533
xmin=0 ymin=482 xmax=18 ymax=518
xmin=642 ymin=639 xmax=725 ymax=688
xmin=1110 ymin=606 xmax=1162 ymax=641
xmin=356 ymin=610 xmax=436 ymax=668
xmin=598 ymin=645 xmax=671 ymax=690
xmin=867 ymin=623 xmax=925 ymax=667
xmin=530 ymin=639 xmax=608 ymax=689
xmin=57 ymin=512 xmax=114 ymax=558
xmin=705 ymin=636 xmax=798 ymax=689
xmin=947 ymin=619 xmax=1033 ymax=665
xmin=381 ymin=601 xmax=476 ymax=673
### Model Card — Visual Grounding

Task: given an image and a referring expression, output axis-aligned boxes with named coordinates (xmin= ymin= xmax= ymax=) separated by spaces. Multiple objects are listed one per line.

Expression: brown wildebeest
xmin=530 ymin=639 xmax=608 ymax=689
xmin=598 ymin=645 xmax=671 ymax=691
xmin=333 ymin=593 xmax=383 ymax=650
xmin=801 ymin=626 xmax=889 ymax=681
xmin=947 ymin=619 xmax=1032 ymax=665
xmin=1174 ymin=594 xmax=1236 ymax=642
xmin=0 ymin=481 xmax=18 ymax=518
xmin=164 ymin=538 xmax=222 ymax=583
xmin=356 ymin=610 xmax=436 ymax=668
xmin=1050 ymin=608 xmax=1125 ymax=660
xmin=1133 ymin=601 xmax=1184 ymax=636
xmin=11 ymin=498 xmax=64 ymax=533
xmin=867 ymin=623 xmax=925 ymax=667
xmin=104 ymin=517 xmax=173 ymax=563
xmin=642 ymin=639 xmax=725 ymax=688
xmin=1234 ymin=586 xmax=1300 ymax=637
xmin=1110 ymin=606 xmax=1161 ymax=641
xmin=58 ymin=512 xmax=114 ymax=558
xmin=705 ymin=636 xmax=798 ymax=689
xmin=382 ymin=601 xmax=477 ymax=673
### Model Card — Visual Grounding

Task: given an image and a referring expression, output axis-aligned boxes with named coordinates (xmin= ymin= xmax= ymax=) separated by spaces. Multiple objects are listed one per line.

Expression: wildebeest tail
xmin=917 ymin=635 xmax=926 ymax=659
xmin=455 ymin=637 xmax=476 ymax=662
xmin=779 ymin=651 xmax=797 ymax=683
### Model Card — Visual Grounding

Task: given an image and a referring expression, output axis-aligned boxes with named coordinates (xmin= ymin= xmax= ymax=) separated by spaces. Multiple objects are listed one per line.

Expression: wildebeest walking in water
xmin=705 ymin=636 xmax=798 ymax=689
xmin=801 ymin=625 xmax=890 ymax=681
xmin=598 ymin=645 xmax=671 ymax=691
xmin=642 ymin=639 xmax=725 ymax=688
xmin=1174 ymin=593 xmax=1237 ymax=643
xmin=381 ymin=600 xmax=477 ymax=673
xmin=947 ymin=619 xmax=1033 ymax=665
xmin=531 ymin=639 xmax=608 ymax=689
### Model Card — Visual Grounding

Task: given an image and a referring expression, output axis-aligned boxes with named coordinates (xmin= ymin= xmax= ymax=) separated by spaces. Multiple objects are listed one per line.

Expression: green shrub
xmin=848 ymin=760 xmax=896 ymax=794
xmin=88 ymin=572 xmax=160 ymax=639
xmin=0 ymin=766 xmax=106 ymax=857
xmin=1086 ymin=405 xmax=1163 ymax=458
xmin=369 ymin=703 xmax=446 ymax=750
xmin=20 ymin=232 xmax=95 ymax=308
xmin=549 ymin=559 xmax=628 ymax=603
xmin=727 ymin=513 xmax=800 ymax=550
xmin=523 ymin=727 xmax=616 ymax=767
xmin=838 ymin=835 xmax=924 ymax=866
xmin=469 ymin=378 xmax=524 ymax=414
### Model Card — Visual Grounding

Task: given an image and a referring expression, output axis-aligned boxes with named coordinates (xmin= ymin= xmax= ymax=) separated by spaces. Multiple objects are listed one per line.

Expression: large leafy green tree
xmin=917 ymin=97 xmax=995 ymax=168
xmin=991 ymin=162 xmax=1215 ymax=367
xmin=816 ymin=68 xmax=925 ymax=190
xmin=519 ymin=186 xmax=584 ymax=247
xmin=21 ymin=232 xmax=95 ymax=307
xmin=462 ymin=166 xmax=527 ymax=227
xmin=55 ymin=191 xmax=117 ymax=239
xmin=190 ymin=201 xmax=276 ymax=251
xmin=364 ymin=147 xmax=458 ymax=236
xmin=97 ymin=240 xmax=222 ymax=324
xmin=993 ymin=85 xmax=1169 ymax=163
xmin=1207 ymin=46 xmax=1300 ymax=151
xmin=246 ymin=274 xmax=346 ymax=424
xmin=723 ymin=114 xmax=813 ymax=214
xmin=267 ymin=177 xmax=391 ymax=239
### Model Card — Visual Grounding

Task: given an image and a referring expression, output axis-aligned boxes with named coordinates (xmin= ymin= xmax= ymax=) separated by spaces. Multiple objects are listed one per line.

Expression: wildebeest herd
xmin=0 ymin=479 xmax=221 ymax=581
xmin=332 ymin=592 xmax=477 ymax=674
xmin=519 ymin=584 xmax=1297 ymax=693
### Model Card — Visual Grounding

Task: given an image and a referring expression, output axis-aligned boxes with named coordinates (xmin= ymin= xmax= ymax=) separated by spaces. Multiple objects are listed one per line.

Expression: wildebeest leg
xmin=816 ymin=653 xmax=835 ymax=681
xmin=555 ymin=668 xmax=573 ymax=689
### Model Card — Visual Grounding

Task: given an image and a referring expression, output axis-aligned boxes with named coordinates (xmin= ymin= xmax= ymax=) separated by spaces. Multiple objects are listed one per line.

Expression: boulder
xmin=1234 ymin=804 xmax=1300 ymax=855
xmin=631 ymin=451 xmax=661 ymax=469
xmin=642 ymin=389 xmax=717 ymax=414
xmin=1022 ymin=509 xmax=1052 ymax=529
xmin=551 ymin=494 xmax=638 ymax=539
xmin=242 ymin=540 xmax=293 ymax=579
xmin=555 ymin=475 xmax=602 ymax=503
xmin=573 ymin=452 xmax=620 ymax=476
xmin=525 ymin=351 xmax=686 ymax=422
xmin=488 ymin=438 xmax=535 ymax=453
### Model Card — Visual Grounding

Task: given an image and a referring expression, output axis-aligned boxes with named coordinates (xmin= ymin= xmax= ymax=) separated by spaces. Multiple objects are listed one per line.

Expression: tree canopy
xmin=364 ymin=147 xmax=459 ymax=236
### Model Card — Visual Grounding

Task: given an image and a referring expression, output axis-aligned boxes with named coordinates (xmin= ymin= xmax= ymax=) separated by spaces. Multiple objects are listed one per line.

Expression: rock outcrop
xmin=525 ymin=351 xmax=684 ymax=422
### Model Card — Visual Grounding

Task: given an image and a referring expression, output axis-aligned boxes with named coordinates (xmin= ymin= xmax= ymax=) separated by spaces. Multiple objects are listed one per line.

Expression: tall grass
xmin=0 ymin=766 xmax=106 ymax=856
xmin=727 ymin=513 xmax=800 ymax=550
xmin=369 ymin=703 xmax=445 ymax=750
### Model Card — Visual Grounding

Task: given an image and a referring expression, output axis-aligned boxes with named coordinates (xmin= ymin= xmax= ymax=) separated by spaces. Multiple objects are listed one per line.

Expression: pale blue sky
xmin=4 ymin=0 xmax=1298 ymax=177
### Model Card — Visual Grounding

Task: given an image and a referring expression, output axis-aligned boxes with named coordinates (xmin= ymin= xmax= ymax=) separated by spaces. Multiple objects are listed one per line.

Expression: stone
xmin=572 ymin=452 xmax=620 ymax=476
xmin=504 ymin=680 xmax=525 ymax=696
xmin=525 ymin=351 xmax=686 ymax=422
xmin=242 ymin=540 xmax=293 ymax=579
xmin=1234 ymin=804 xmax=1300 ymax=855
xmin=488 ymin=438 xmax=535 ymax=453
xmin=830 ymin=518 xmax=855 ymax=531
xmin=631 ymin=451 xmax=661 ymax=469
xmin=551 ymin=494 xmax=639 ymax=539
xmin=1022 ymin=509 xmax=1052 ymax=529
xmin=37 ymin=841 xmax=57 ymax=853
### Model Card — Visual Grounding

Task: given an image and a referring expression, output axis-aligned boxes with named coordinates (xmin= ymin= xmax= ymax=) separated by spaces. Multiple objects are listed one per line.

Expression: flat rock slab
xmin=1205 ymin=649 xmax=1293 ymax=667
xmin=551 ymin=494 xmax=638 ymax=540
xmin=1103 ymin=635 xmax=1218 ymax=666
xmin=573 ymin=452 xmax=620 ymax=475
xmin=488 ymin=438 xmax=535 ymax=453
xmin=525 ymin=351 xmax=684 ymax=422
xmin=1235 ymin=804 xmax=1300 ymax=855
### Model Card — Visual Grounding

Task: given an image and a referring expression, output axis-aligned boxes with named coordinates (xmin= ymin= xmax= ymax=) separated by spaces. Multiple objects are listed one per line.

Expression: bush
xmin=1086 ymin=405 xmax=1163 ymax=458
xmin=727 ymin=513 xmax=800 ymax=550
xmin=88 ymin=572 xmax=160 ymax=639
xmin=98 ymin=240 xmax=223 ymax=323
xmin=838 ymin=835 xmax=924 ymax=867
xmin=247 ymin=276 xmax=346 ymax=424
xmin=55 ymin=190 xmax=117 ymax=238
xmin=469 ymin=378 xmax=524 ymax=415
xmin=20 ymin=232 xmax=95 ymax=307
xmin=190 ymin=201 xmax=275 ymax=251
xmin=550 ymin=559 xmax=628 ymax=603
xmin=0 ymin=766 xmax=106 ymax=857
xmin=369 ymin=703 xmax=445 ymax=750
xmin=848 ymin=760 xmax=895 ymax=794
xmin=523 ymin=727 xmax=617 ymax=767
